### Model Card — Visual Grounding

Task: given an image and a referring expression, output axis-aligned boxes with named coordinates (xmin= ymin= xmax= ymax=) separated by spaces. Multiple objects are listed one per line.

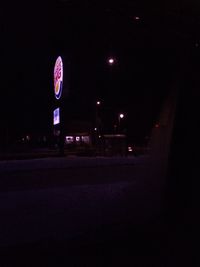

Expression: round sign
xmin=54 ymin=56 xmax=63 ymax=99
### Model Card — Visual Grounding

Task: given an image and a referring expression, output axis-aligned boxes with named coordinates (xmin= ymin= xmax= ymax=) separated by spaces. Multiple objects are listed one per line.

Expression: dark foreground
xmin=0 ymin=157 xmax=194 ymax=266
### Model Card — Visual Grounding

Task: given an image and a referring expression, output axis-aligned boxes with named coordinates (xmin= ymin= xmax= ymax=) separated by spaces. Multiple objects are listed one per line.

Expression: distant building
xmin=63 ymin=120 xmax=94 ymax=155
xmin=53 ymin=118 xmax=128 ymax=156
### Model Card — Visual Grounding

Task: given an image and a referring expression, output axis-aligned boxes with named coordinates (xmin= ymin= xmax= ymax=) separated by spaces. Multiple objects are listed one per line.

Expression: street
xmin=0 ymin=156 xmax=168 ymax=266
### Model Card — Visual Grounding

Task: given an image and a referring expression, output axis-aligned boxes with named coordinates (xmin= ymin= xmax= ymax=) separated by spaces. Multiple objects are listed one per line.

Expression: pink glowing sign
xmin=54 ymin=56 xmax=63 ymax=99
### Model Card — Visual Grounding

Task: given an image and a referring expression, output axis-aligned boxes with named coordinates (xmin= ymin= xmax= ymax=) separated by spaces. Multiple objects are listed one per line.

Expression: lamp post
xmin=94 ymin=100 xmax=102 ymax=154
xmin=96 ymin=100 xmax=101 ymax=106
xmin=118 ymin=113 xmax=124 ymax=133
xmin=95 ymin=100 xmax=101 ymax=132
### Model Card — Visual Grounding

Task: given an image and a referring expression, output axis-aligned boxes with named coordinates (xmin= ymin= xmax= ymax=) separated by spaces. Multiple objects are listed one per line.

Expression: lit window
xmin=76 ymin=136 xmax=80 ymax=142
xmin=134 ymin=16 xmax=140 ymax=20
xmin=128 ymin=146 xmax=133 ymax=152
xmin=65 ymin=136 xmax=74 ymax=143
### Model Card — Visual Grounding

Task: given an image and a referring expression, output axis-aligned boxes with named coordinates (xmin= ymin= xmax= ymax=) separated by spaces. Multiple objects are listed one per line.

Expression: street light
xmin=118 ymin=113 xmax=125 ymax=133
xmin=95 ymin=100 xmax=102 ymax=133
xmin=108 ymin=57 xmax=115 ymax=65
xmin=119 ymin=113 xmax=124 ymax=119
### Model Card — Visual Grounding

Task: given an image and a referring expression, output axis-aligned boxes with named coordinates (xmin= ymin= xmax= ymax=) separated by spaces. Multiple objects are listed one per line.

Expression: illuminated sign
xmin=54 ymin=56 xmax=63 ymax=99
xmin=53 ymin=108 xmax=60 ymax=125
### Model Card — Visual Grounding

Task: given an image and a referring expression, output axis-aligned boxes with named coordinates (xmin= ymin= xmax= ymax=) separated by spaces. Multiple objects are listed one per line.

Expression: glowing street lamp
xmin=108 ymin=57 xmax=115 ymax=65
xmin=95 ymin=100 xmax=102 ymax=133
xmin=119 ymin=113 xmax=124 ymax=119
xmin=118 ymin=113 xmax=125 ymax=133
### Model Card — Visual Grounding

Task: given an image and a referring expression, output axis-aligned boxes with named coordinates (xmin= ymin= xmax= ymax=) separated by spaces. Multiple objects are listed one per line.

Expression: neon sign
xmin=54 ymin=56 xmax=63 ymax=99
xmin=53 ymin=108 xmax=60 ymax=125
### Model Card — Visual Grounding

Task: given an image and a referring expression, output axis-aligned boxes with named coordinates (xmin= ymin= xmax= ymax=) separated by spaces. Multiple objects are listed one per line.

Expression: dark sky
xmin=1 ymin=1 xmax=200 ymax=143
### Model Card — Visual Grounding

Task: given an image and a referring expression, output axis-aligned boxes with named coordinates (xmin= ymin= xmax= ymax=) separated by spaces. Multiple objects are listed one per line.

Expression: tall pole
xmin=53 ymin=56 xmax=65 ymax=156
xmin=118 ymin=113 xmax=124 ymax=133
xmin=59 ymin=105 xmax=65 ymax=156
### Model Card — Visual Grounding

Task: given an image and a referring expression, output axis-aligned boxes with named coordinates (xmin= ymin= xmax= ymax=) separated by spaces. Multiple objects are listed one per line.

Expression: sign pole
xmin=53 ymin=56 xmax=65 ymax=156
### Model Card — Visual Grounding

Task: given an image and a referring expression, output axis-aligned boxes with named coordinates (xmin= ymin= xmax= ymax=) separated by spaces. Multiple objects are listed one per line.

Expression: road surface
xmin=0 ymin=156 xmax=169 ymax=266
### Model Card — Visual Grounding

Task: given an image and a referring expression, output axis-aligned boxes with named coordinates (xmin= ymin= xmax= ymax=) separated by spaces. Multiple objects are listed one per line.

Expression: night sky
xmin=1 ymin=1 xmax=200 ymax=144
